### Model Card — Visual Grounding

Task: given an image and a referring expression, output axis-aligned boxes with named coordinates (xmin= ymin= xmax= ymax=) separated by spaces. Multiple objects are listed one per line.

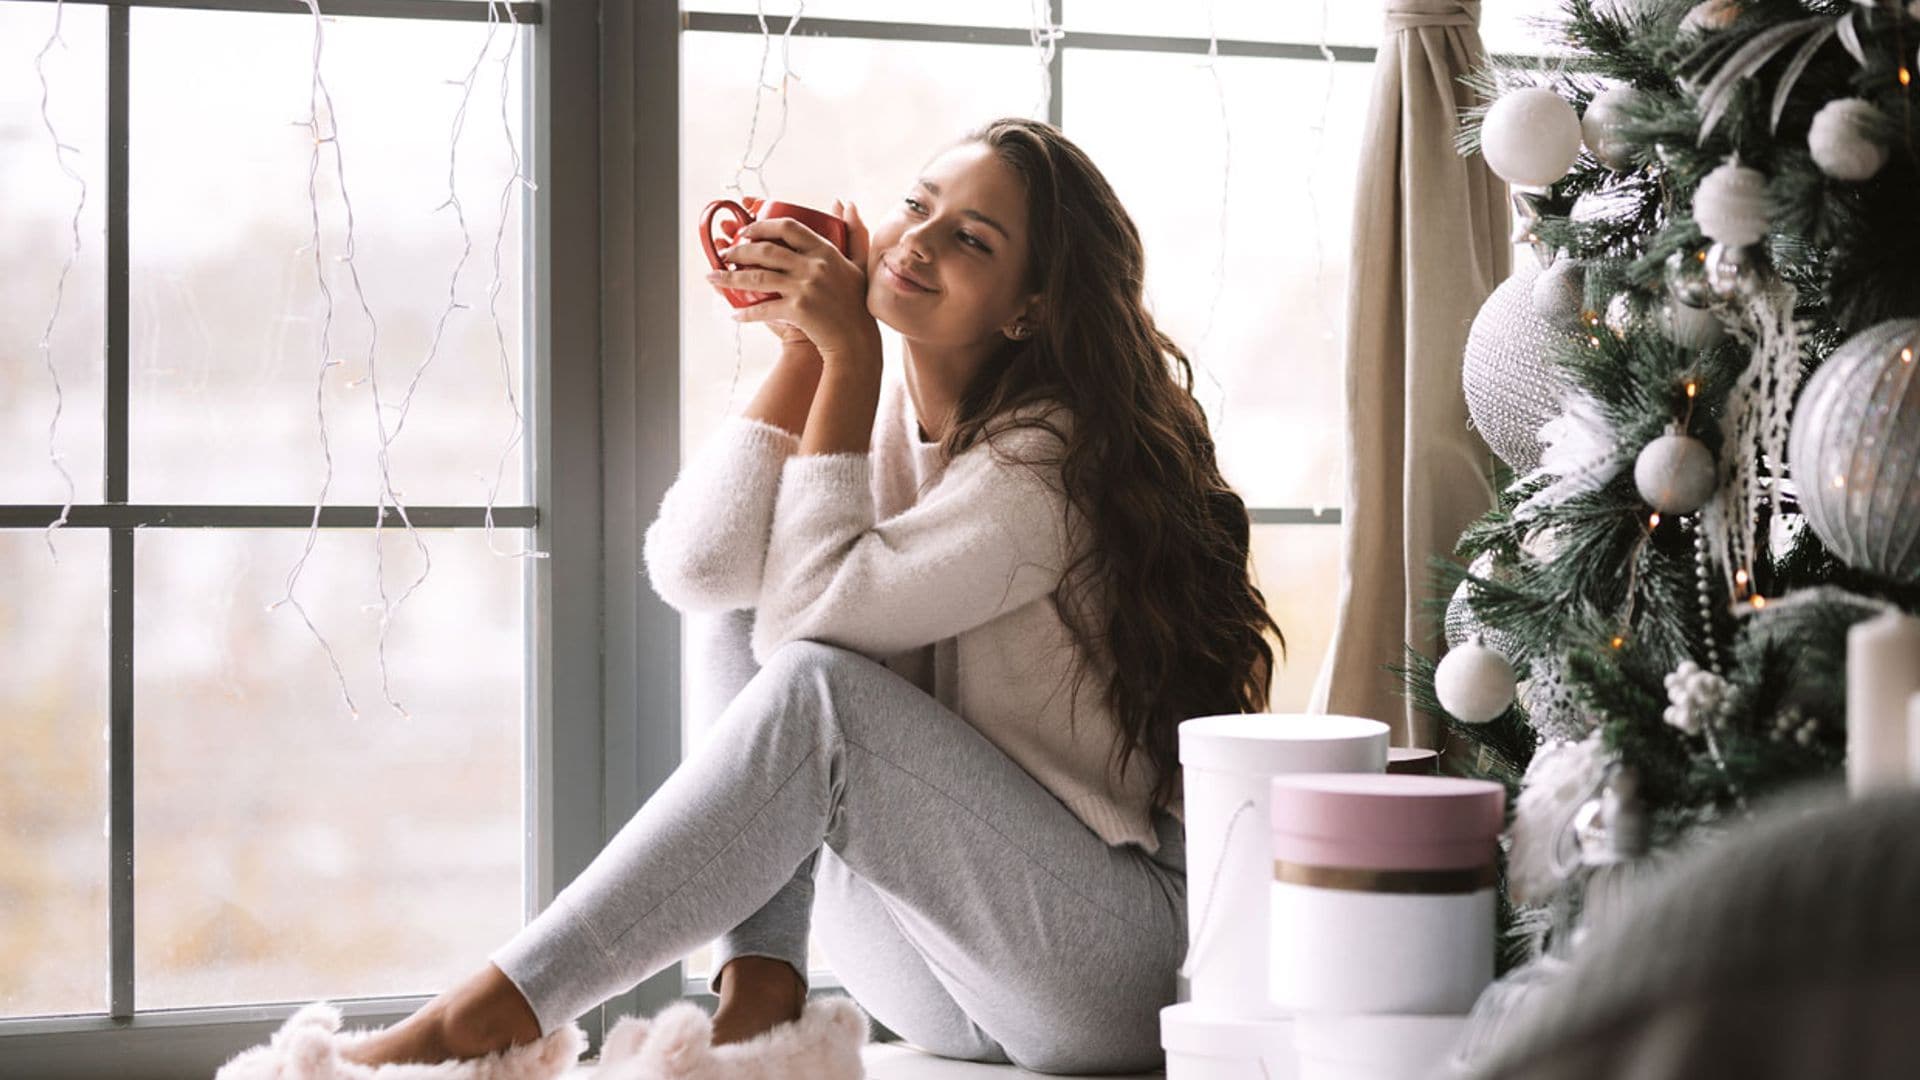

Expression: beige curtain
xmin=1308 ymin=0 xmax=1510 ymax=748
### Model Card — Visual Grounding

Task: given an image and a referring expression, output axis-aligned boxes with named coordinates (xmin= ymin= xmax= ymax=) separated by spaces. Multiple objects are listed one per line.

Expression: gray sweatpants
xmin=488 ymin=608 xmax=1188 ymax=1073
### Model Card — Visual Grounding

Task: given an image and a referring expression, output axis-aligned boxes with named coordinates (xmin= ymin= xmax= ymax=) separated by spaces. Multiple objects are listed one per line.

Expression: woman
xmin=344 ymin=116 xmax=1282 ymax=1074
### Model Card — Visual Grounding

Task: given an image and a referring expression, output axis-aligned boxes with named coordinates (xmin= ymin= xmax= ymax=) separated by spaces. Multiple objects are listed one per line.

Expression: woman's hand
xmin=706 ymin=198 xmax=879 ymax=364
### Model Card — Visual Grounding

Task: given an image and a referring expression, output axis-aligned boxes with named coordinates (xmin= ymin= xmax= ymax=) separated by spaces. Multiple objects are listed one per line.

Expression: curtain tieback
xmin=1385 ymin=0 xmax=1481 ymax=32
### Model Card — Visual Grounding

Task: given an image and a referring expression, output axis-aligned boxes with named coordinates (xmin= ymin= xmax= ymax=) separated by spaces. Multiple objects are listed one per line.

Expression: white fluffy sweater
xmin=642 ymin=370 xmax=1183 ymax=853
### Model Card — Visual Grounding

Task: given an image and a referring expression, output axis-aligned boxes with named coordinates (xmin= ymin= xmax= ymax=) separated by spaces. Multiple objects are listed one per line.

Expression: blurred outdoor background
xmin=1 ymin=0 xmax=1556 ymax=1022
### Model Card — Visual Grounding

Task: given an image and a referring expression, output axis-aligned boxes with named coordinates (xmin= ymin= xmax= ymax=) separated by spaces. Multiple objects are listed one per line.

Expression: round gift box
xmin=1161 ymin=1001 xmax=1300 ymax=1080
xmin=1178 ymin=715 xmax=1390 ymax=1018
xmin=1293 ymin=1012 xmax=1470 ymax=1080
xmin=1268 ymin=774 xmax=1505 ymax=1016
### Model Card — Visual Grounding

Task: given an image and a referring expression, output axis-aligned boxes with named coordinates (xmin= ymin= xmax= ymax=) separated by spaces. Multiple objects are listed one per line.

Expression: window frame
xmin=0 ymin=1 xmax=1427 ymax=1072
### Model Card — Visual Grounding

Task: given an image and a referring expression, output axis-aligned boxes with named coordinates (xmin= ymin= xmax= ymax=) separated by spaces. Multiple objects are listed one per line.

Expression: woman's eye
xmin=902 ymin=197 xmax=989 ymax=252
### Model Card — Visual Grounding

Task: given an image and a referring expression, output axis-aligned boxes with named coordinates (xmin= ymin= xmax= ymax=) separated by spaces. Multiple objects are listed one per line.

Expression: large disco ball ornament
xmin=1787 ymin=318 xmax=1920 ymax=583
xmin=1465 ymin=261 xmax=1576 ymax=474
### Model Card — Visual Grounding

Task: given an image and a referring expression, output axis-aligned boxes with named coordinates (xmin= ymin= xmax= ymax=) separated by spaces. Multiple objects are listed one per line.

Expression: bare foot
xmin=710 ymin=957 xmax=807 ymax=1047
xmin=339 ymin=1002 xmax=457 ymax=1067
xmin=341 ymin=962 xmax=541 ymax=1067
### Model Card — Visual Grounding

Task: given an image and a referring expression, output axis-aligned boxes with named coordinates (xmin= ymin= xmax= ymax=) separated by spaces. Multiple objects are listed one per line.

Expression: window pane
xmin=1250 ymin=523 xmax=1342 ymax=711
xmin=0 ymin=529 xmax=109 ymax=1019
xmin=132 ymin=528 xmax=526 ymax=1009
xmin=1066 ymin=50 xmax=1367 ymax=510
xmin=129 ymin=10 xmax=529 ymax=506
xmin=683 ymin=0 xmax=1040 ymax=29
xmin=1480 ymin=0 xmax=1574 ymax=57
xmin=1 ymin=2 xmax=107 ymax=504
xmin=1064 ymin=0 xmax=1384 ymax=48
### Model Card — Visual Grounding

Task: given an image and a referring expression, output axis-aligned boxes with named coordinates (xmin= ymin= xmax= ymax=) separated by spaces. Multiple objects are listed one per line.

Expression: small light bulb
xmin=1610 ymin=634 xmax=1625 ymax=649
xmin=1903 ymin=348 xmax=1914 ymax=365
xmin=1833 ymin=474 xmax=1846 ymax=488
xmin=1751 ymin=595 xmax=1768 ymax=610
xmin=1901 ymin=67 xmax=1912 ymax=87
xmin=1735 ymin=568 xmax=1749 ymax=586
xmin=1649 ymin=512 xmax=1662 ymax=528
xmin=1686 ymin=382 xmax=1698 ymax=398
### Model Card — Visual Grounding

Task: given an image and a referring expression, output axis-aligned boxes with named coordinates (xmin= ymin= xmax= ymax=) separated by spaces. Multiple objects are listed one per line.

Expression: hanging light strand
xmin=718 ymin=0 xmax=805 ymax=415
xmin=268 ymin=0 xmax=362 ymax=721
xmin=1028 ymin=0 xmax=1064 ymax=120
xmin=1190 ymin=0 xmax=1231 ymax=428
xmin=477 ymin=0 xmax=546 ymax=561
xmin=32 ymin=0 xmax=83 ymax=565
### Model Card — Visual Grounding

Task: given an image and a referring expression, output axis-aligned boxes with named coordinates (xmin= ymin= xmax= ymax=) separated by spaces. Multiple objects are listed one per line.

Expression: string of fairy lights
xmin=29 ymin=0 xmax=1343 ymax=722
xmin=26 ymin=0 xmax=542 ymax=722
xmin=32 ymin=0 xmax=83 ymax=564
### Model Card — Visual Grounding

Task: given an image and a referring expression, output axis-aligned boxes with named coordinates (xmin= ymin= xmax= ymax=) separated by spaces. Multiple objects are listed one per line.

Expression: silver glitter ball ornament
xmin=1663 ymin=246 xmax=1714 ymax=309
xmin=1786 ymin=318 xmax=1920 ymax=583
xmin=1445 ymin=552 xmax=1527 ymax=662
xmin=1581 ymin=85 xmax=1643 ymax=171
xmin=1465 ymin=262 xmax=1577 ymax=473
xmin=1705 ymin=242 xmax=1763 ymax=301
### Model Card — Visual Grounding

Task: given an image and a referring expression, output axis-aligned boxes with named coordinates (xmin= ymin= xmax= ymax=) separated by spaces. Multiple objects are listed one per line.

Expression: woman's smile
xmin=882 ymin=260 xmax=936 ymax=294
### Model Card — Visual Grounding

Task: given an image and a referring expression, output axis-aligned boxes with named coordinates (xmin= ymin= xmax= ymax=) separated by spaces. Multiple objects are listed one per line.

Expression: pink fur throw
xmin=591 ymin=996 xmax=870 ymax=1080
xmin=210 ymin=995 xmax=870 ymax=1080
xmin=213 ymin=1000 xmax=588 ymax=1079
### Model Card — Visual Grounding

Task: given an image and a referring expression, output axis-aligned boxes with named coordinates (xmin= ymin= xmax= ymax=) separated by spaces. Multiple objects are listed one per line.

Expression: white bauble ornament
xmin=1808 ymin=98 xmax=1890 ymax=181
xmin=1581 ymin=86 xmax=1643 ymax=171
xmin=1693 ymin=161 xmax=1770 ymax=248
xmin=1532 ymin=256 xmax=1586 ymax=324
xmin=1634 ymin=428 xmax=1718 ymax=513
xmin=1787 ymin=318 xmax=1920 ymax=582
xmin=1483 ymin=87 xmax=1583 ymax=187
xmin=1434 ymin=639 xmax=1518 ymax=724
xmin=1656 ymin=297 xmax=1727 ymax=350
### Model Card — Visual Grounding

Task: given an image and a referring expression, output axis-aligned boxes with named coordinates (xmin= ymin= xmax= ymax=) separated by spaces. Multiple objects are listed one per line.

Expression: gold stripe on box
xmin=1274 ymin=860 xmax=1497 ymax=895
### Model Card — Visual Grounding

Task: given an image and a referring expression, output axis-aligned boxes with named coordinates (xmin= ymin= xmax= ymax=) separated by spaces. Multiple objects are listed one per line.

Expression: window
xmin=1 ymin=0 xmax=568 ymax=1069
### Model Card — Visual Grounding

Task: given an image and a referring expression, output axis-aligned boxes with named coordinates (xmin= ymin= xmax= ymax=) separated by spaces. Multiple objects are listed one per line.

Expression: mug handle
xmin=699 ymin=198 xmax=756 ymax=270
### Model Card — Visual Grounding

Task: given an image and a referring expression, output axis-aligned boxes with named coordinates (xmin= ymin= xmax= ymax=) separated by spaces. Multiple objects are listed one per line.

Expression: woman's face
xmin=865 ymin=141 xmax=1041 ymax=349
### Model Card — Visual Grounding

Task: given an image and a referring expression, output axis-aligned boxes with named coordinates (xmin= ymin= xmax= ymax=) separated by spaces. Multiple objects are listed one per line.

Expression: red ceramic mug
xmin=699 ymin=195 xmax=852 ymax=309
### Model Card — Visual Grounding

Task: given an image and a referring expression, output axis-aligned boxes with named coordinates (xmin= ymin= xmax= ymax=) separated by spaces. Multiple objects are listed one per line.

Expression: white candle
xmin=1846 ymin=612 xmax=1920 ymax=795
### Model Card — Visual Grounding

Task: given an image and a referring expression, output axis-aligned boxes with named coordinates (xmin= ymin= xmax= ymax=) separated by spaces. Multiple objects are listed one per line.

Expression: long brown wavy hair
xmin=922 ymin=117 xmax=1286 ymax=813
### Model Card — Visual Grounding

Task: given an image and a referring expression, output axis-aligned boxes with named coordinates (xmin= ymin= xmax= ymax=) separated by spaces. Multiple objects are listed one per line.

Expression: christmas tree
xmin=1406 ymin=0 xmax=1920 ymax=973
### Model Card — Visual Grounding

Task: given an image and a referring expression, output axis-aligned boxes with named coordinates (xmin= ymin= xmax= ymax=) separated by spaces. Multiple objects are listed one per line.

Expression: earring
xmin=1009 ymin=324 xmax=1030 ymax=339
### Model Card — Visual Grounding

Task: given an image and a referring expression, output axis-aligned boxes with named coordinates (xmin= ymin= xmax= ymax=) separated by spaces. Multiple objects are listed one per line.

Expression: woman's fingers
xmin=715 ymin=237 xmax=799 ymax=273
